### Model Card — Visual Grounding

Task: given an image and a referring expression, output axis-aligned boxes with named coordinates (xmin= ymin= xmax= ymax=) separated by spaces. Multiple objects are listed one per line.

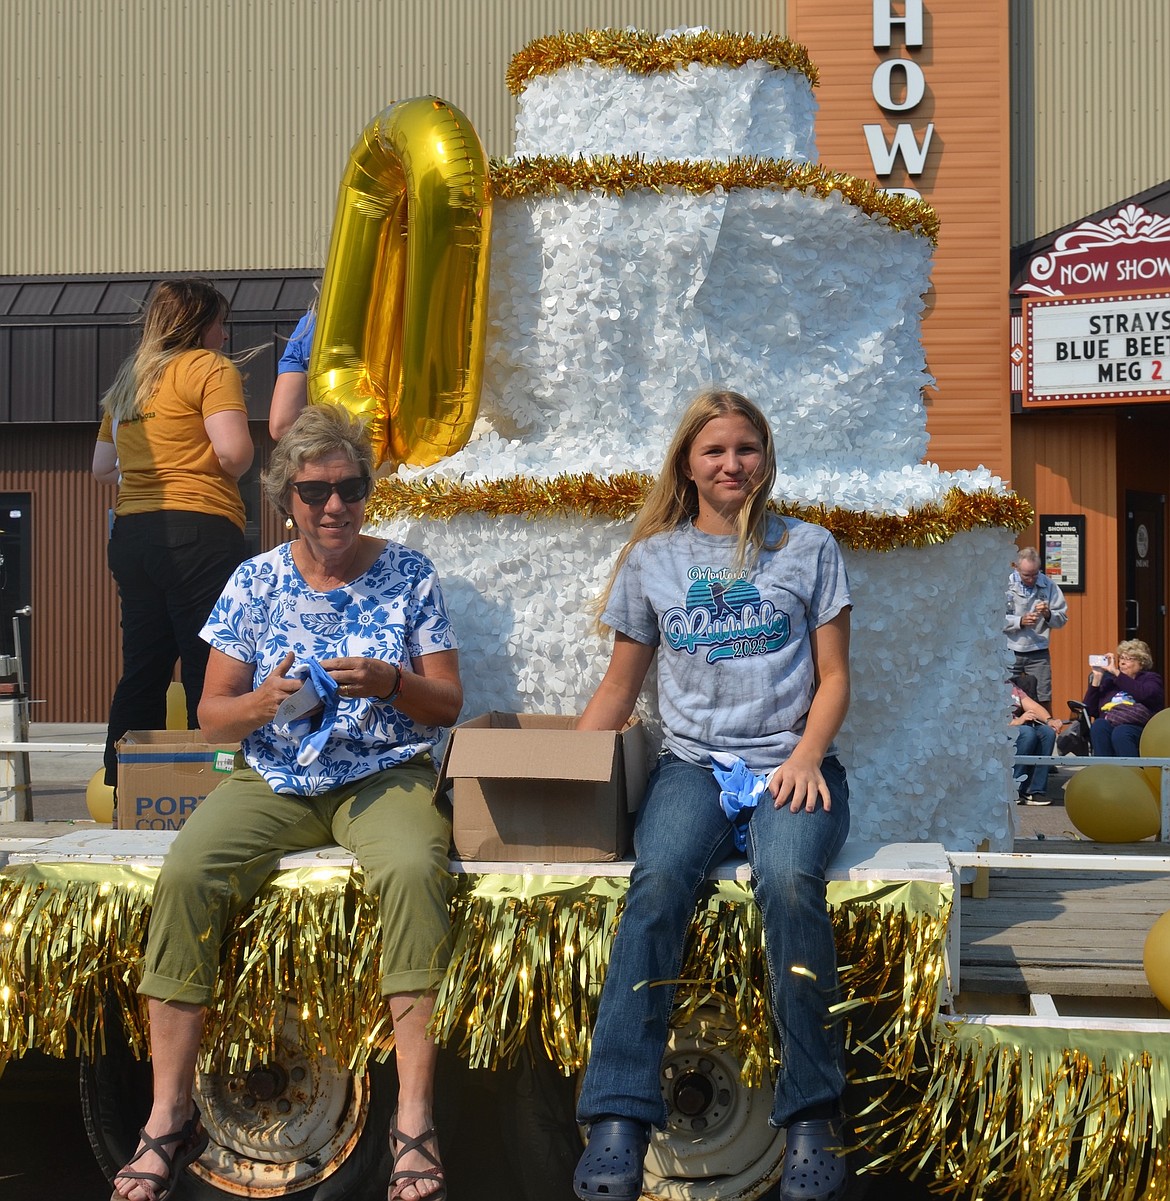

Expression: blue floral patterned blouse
xmin=201 ymin=540 xmax=458 ymax=795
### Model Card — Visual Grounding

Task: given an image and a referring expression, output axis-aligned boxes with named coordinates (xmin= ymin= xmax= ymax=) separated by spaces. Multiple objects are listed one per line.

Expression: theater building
xmin=1 ymin=0 xmax=1167 ymax=718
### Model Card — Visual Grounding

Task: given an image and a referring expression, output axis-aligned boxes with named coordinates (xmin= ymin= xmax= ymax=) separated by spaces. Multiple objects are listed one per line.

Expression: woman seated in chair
xmin=1009 ymin=679 xmax=1063 ymax=805
xmin=1083 ymin=639 xmax=1165 ymax=757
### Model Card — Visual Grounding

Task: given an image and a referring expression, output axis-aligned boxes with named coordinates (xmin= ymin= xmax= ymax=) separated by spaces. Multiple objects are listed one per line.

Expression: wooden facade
xmin=1010 ymin=412 xmax=1119 ymax=711
xmin=792 ymin=0 xmax=1013 ymax=479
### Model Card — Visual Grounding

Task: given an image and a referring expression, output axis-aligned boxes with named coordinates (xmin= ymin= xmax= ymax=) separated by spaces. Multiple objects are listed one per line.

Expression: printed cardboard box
xmin=437 ymin=712 xmax=648 ymax=862
xmin=116 ymin=730 xmax=240 ymax=830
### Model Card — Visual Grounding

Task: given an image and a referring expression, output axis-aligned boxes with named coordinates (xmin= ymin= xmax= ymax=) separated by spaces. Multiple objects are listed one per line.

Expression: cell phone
xmin=1088 ymin=655 xmax=1109 ymax=669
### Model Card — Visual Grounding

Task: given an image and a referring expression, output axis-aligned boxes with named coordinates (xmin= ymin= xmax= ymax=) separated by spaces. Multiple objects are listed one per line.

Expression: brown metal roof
xmin=0 ymin=271 xmax=319 ymax=423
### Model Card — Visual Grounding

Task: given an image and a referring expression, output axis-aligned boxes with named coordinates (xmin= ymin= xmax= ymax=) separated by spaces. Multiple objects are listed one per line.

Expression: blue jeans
xmin=1013 ymin=722 xmax=1055 ymax=794
xmin=576 ymin=752 xmax=850 ymax=1130
xmin=1090 ymin=717 xmax=1144 ymax=757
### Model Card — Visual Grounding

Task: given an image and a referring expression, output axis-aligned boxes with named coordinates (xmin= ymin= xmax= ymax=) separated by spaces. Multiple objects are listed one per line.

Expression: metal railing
xmin=1014 ymin=754 xmax=1170 ymax=840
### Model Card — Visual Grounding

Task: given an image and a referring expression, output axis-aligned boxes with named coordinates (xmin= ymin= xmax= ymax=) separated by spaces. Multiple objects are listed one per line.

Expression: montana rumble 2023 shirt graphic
xmin=667 ymin=567 xmax=792 ymax=663
xmin=603 ymin=516 xmax=851 ymax=773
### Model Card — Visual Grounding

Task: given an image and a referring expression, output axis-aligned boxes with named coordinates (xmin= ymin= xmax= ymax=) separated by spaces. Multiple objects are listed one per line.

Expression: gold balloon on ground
xmin=1064 ymin=764 xmax=1160 ymax=843
xmin=85 ymin=768 xmax=114 ymax=824
xmin=166 ymin=680 xmax=186 ymax=731
xmin=1143 ymin=909 xmax=1170 ymax=1010
xmin=1139 ymin=709 xmax=1170 ymax=798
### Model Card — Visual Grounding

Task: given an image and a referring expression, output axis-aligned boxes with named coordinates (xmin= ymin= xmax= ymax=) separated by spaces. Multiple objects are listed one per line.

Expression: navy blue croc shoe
xmin=573 ymin=1116 xmax=649 ymax=1201
xmin=779 ymin=1117 xmax=853 ymax=1201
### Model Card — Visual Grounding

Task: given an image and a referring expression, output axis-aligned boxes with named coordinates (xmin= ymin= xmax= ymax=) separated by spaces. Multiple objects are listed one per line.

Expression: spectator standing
xmin=92 ymin=279 xmax=254 ymax=791
xmin=1005 ymin=546 xmax=1068 ymax=709
xmin=268 ymin=309 xmax=314 ymax=440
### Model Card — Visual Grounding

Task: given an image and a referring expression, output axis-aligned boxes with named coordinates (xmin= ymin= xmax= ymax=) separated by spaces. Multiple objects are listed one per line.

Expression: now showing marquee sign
xmin=1020 ymin=204 xmax=1170 ymax=298
xmin=1023 ymin=291 xmax=1170 ymax=408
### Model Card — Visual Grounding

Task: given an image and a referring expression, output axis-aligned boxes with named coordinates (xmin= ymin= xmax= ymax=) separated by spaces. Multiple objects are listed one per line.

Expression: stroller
xmin=1056 ymin=699 xmax=1092 ymax=756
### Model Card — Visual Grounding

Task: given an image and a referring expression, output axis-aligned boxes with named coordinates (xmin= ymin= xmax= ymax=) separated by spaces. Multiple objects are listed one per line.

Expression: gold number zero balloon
xmin=309 ymin=96 xmax=493 ymax=468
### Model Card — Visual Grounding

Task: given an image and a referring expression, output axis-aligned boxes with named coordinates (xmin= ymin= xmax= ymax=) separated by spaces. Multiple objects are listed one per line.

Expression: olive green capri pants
xmin=138 ymin=760 xmax=453 ymax=1006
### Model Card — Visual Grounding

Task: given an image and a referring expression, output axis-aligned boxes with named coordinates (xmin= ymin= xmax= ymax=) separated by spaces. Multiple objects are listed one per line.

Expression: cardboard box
xmin=116 ymin=730 xmax=240 ymax=830
xmin=437 ymin=712 xmax=648 ymax=862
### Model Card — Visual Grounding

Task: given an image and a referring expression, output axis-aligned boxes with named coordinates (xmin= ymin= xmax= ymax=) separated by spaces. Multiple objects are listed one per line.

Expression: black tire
xmin=500 ymin=1032 xmax=581 ymax=1201
xmin=80 ymin=995 xmax=396 ymax=1200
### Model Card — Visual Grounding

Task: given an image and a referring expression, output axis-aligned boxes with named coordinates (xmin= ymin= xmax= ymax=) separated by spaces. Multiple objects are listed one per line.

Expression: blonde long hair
xmin=101 ymin=279 xmax=230 ymax=422
xmin=597 ymin=390 xmax=782 ymax=613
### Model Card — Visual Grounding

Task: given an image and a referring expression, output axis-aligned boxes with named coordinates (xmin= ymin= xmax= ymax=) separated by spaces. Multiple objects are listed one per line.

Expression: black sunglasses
xmin=289 ymin=476 xmax=372 ymax=505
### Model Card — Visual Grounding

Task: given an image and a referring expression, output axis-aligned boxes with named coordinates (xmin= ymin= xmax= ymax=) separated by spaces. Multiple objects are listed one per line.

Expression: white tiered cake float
xmin=367 ymin=30 xmax=1026 ymax=852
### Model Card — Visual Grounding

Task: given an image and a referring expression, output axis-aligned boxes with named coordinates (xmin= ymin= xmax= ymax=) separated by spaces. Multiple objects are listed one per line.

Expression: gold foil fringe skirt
xmin=3 ymin=863 xmax=1166 ymax=1197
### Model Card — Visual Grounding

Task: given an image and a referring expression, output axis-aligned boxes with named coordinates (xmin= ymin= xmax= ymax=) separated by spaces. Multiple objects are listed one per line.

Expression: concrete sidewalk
xmin=19 ymin=722 xmax=105 ymax=823
xmin=1009 ymin=760 xmax=1084 ymax=842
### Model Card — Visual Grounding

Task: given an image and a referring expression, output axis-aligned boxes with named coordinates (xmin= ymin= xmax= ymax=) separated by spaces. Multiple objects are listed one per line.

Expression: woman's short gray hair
xmin=1116 ymin=639 xmax=1154 ymax=671
xmin=263 ymin=404 xmax=374 ymax=515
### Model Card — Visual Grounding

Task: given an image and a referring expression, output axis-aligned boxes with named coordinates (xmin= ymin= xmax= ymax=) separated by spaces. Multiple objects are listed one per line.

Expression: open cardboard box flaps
xmin=116 ymin=730 xmax=239 ymax=831
xmin=436 ymin=712 xmax=648 ymax=862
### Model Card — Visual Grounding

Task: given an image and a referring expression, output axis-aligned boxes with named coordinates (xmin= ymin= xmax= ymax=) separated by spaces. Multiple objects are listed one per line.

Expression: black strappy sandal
xmin=110 ymin=1107 xmax=208 ymax=1201
xmin=388 ymin=1118 xmax=446 ymax=1200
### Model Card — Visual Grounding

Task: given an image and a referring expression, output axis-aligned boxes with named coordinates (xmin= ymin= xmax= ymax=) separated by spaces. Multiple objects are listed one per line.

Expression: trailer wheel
xmin=641 ymin=1006 xmax=786 ymax=1201
xmin=81 ymin=999 xmax=395 ymax=1199
xmin=501 ymin=1007 xmax=786 ymax=1201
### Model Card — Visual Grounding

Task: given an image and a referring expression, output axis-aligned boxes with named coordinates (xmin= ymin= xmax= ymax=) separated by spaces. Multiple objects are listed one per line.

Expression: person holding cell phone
xmin=1083 ymin=640 xmax=1165 ymax=757
xmin=1004 ymin=546 xmax=1068 ymax=710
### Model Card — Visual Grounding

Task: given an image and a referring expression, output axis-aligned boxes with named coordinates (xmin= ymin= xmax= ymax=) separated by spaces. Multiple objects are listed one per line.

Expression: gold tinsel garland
xmin=868 ymin=1022 xmax=1170 ymax=1201
xmin=505 ymin=29 xmax=819 ymax=94
xmin=1 ymin=865 xmax=942 ymax=1084
xmin=4 ymin=864 xmax=1169 ymax=1198
xmin=488 ymin=155 xmax=940 ymax=243
xmin=366 ymin=475 xmax=1034 ymax=552
xmin=430 ymin=876 xmax=950 ymax=1092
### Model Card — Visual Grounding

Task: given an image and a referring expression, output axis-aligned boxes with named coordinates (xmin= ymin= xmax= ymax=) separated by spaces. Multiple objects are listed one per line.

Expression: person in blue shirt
xmin=269 ymin=309 xmax=315 ymax=440
xmin=1004 ymin=547 xmax=1068 ymax=710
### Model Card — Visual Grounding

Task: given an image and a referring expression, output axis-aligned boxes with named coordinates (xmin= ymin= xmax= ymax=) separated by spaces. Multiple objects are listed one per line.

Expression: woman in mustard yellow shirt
xmin=93 ymin=279 xmax=254 ymax=792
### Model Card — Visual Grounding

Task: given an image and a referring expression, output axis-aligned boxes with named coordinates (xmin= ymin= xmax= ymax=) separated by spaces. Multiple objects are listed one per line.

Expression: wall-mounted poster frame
xmin=1040 ymin=514 xmax=1085 ymax=593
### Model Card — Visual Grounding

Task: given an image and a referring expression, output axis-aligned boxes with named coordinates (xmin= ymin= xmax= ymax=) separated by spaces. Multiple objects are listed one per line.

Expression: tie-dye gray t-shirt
xmin=603 ymin=516 xmax=850 ymax=773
